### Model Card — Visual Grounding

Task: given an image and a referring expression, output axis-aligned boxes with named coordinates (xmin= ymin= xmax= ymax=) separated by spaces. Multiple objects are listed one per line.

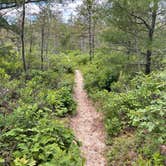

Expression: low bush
xmin=83 ymin=52 xmax=126 ymax=92
xmin=0 ymin=104 xmax=83 ymax=165
xmin=0 ymin=55 xmax=82 ymax=165
xmin=81 ymin=52 xmax=166 ymax=165
xmin=90 ymin=72 xmax=166 ymax=164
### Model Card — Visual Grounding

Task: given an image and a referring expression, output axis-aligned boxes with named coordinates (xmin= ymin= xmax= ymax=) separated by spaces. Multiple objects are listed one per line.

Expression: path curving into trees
xmin=70 ymin=70 xmax=106 ymax=166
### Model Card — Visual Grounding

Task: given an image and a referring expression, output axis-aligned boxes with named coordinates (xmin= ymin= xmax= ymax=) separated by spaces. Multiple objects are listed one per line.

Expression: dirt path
xmin=70 ymin=70 xmax=106 ymax=166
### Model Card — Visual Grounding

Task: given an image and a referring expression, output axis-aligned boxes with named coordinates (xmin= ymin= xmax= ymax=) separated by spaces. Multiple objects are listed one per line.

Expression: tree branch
xmin=130 ymin=13 xmax=151 ymax=30
xmin=0 ymin=0 xmax=44 ymax=10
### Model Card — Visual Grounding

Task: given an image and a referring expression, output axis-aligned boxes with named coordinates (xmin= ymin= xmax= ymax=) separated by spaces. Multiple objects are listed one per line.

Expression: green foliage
xmin=0 ymin=54 xmax=22 ymax=77
xmin=26 ymin=69 xmax=61 ymax=88
xmin=0 ymin=113 xmax=82 ymax=165
xmin=107 ymin=134 xmax=137 ymax=165
xmin=49 ymin=54 xmax=75 ymax=75
xmin=76 ymin=54 xmax=89 ymax=66
xmin=45 ymin=87 xmax=76 ymax=116
xmin=18 ymin=75 xmax=76 ymax=117
xmin=0 ymin=67 xmax=10 ymax=81
xmin=94 ymin=72 xmax=166 ymax=145
xmin=134 ymin=152 xmax=164 ymax=166
xmin=128 ymin=73 xmax=166 ymax=143
xmin=82 ymin=51 xmax=166 ymax=164
xmin=0 ymin=105 xmax=82 ymax=165
xmin=0 ymin=54 xmax=83 ymax=165
xmin=0 ymin=16 xmax=10 ymax=29
xmin=82 ymin=52 xmax=127 ymax=92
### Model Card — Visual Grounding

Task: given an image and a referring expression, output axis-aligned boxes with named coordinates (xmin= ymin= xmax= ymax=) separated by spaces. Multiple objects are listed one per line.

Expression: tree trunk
xmin=41 ymin=26 xmax=44 ymax=70
xmin=28 ymin=20 xmax=33 ymax=69
xmin=88 ymin=7 xmax=92 ymax=61
xmin=45 ymin=5 xmax=51 ymax=60
xmin=134 ymin=30 xmax=141 ymax=71
xmin=145 ymin=49 xmax=152 ymax=74
xmin=92 ymin=21 xmax=95 ymax=58
xmin=145 ymin=5 xmax=157 ymax=74
xmin=21 ymin=2 xmax=27 ymax=73
xmin=145 ymin=29 xmax=153 ymax=74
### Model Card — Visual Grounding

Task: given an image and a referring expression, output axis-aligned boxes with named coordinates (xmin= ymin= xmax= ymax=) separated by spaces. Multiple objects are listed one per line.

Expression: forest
xmin=0 ymin=0 xmax=166 ymax=165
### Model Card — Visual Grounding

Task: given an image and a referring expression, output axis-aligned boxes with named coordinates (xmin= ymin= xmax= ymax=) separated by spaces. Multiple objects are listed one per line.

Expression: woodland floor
xmin=70 ymin=70 xmax=107 ymax=166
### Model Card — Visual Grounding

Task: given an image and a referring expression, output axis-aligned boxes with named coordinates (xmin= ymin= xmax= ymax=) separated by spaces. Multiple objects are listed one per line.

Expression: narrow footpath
xmin=70 ymin=70 xmax=106 ymax=166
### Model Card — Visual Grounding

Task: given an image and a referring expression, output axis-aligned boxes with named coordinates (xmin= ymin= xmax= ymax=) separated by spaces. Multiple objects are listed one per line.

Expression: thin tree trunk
xmin=134 ymin=30 xmax=141 ymax=71
xmin=21 ymin=2 xmax=27 ymax=73
xmin=28 ymin=20 xmax=33 ymax=69
xmin=145 ymin=29 xmax=153 ymax=74
xmin=92 ymin=21 xmax=95 ymax=58
xmin=45 ymin=23 xmax=49 ymax=58
xmin=29 ymin=34 xmax=33 ymax=54
xmin=29 ymin=24 xmax=33 ymax=54
xmin=41 ymin=26 xmax=44 ymax=70
xmin=45 ymin=24 xmax=50 ymax=70
xmin=88 ymin=7 xmax=92 ymax=61
xmin=45 ymin=5 xmax=51 ymax=60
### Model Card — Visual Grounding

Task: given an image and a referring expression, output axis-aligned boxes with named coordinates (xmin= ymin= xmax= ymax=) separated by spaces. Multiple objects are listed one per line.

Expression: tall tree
xmin=105 ymin=0 xmax=166 ymax=74
xmin=86 ymin=0 xmax=93 ymax=61
xmin=21 ymin=1 xmax=27 ymax=72
xmin=38 ymin=4 xmax=52 ymax=70
xmin=78 ymin=0 xmax=100 ymax=61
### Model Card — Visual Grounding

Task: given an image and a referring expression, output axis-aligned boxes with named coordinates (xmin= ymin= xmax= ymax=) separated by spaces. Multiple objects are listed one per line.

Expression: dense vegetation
xmin=0 ymin=0 xmax=166 ymax=165
xmin=0 ymin=54 xmax=84 ymax=165
xmin=80 ymin=52 xmax=166 ymax=165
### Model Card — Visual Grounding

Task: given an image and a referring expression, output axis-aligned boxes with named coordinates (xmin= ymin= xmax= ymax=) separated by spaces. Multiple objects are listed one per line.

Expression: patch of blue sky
xmin=1 ymin=0 xmax=82 ymax=23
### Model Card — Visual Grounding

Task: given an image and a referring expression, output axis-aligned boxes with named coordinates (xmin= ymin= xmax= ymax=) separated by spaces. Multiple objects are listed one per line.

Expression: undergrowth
xmin=78 ymin=52 xmax=166 ymax=165
xmin=0 ymin=54 xmax=83 ymax=166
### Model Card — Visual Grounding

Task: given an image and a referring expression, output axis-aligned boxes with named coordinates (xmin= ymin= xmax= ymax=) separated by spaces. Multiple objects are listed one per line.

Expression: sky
xmin=1 ymin=0 xmax=82 ymax=22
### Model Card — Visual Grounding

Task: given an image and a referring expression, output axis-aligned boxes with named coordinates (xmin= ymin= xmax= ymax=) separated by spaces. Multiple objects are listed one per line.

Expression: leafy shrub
xmin=0 ymin=68 xmax=10 ymax=81
xmin=25 ymin=70 xmax=61 ymax=89
xmin=92 ymin=90 xmax=130 ymax=137
xmin=76 ymin=54 xmax=89 ymax=65
xmin=84 ymin=52 xmax=166 ymax=166
xmin=45 ymin=87 xmax=76 ymax=117
xmin=128 ymin=73 xmax=166 ymax=144
xmin=0 ymin=53 xmax=82 ymax=165
xmin=0 ymin=104 xmax=83 ymax=165
xmin=133 ymin=152 xmax=164 ymax=166
xmin=49 ymin=54 xmax=75 ymax=74
xmin=89 ymin=72 xmax=166 ymax=140
xmin=108 ymin=134 xmax=137 ymax=165
xmin=0 ymin=69 xmax=21 ymax=115
xmin=0 ymin=55 xmax=22 ymax=77
xmin=17 ymin=69 xmax=76 ymax=117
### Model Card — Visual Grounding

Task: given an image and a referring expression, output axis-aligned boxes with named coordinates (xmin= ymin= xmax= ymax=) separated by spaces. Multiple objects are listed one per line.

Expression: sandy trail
xmin=70 ymin=70 xmax=106 ymax=166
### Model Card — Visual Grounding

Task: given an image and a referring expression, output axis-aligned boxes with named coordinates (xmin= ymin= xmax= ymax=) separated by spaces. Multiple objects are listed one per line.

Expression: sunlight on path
xmin=70 ymin=70 xmax=106 ymax=166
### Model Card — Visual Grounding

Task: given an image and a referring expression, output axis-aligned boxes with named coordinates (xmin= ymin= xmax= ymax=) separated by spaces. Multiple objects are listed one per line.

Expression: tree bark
xmin=28 ymin=20 xmax=33 ymax=69
xmin=145 ymin=29 xmax=153 ymax=74
xmin=92 ymin=21 xmax=95 ymax=58
xmin=145 ymin=7 xmax=157 ymax=74
xmin=21 ymin=2 xmax=27 ymax=73
xmin=41 ymin=26 xmax=44 ymax=70
xmin=88 ymin=5 xmax=93 ymax=61
xmin=145 ymin=49 xmax=152 ymax=74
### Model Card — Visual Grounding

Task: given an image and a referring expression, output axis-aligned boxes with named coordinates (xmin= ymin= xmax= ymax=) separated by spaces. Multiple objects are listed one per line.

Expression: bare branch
xmin=130 ymin=13 xmax=151 ymax=30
